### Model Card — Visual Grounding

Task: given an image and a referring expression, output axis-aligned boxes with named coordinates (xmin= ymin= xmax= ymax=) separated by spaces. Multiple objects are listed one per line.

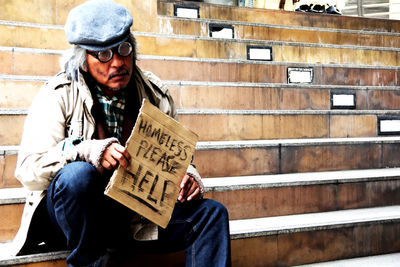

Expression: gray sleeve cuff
xmin=186 ymin=164 xmax=204 ymax=198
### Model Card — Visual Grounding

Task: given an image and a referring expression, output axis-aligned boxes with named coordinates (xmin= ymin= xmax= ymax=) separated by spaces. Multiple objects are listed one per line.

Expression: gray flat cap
xmin=65 ymin=0 xmax=133 ymax=51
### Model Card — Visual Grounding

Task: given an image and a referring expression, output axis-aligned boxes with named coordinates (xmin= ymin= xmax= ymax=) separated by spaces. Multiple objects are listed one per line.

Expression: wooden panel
xmin=180 ymin=114 xmax=328 ymax=141
xmin=206 ymin=180 xmax=400 ymax=220
xmin=329 ymin=115 xmax=376 ymax=138
xmin=138 ymin=59 xmax=399 ymax=86
xmin=368 ymin=90 xmax=400 ymax=110
xmin=3 ymin=154 xmax=21 ymax=188
xmin=13 ymin=53 xmax=60 ymax=76
xmin=0 ymin=115 xmax=25 ymax=146
xmin=193 ymin=147 xmax=279 ymax=177
xmin=262 ymin=115 xmax=328 ymax=139
xmin=231 ymin=236 xmax=278 ymax=267
xmin=0 ymin=203 xmax=23 ymax=242
xmin=1 ymin=0 xmax=57 ymax=24
xmin=382 ymin=143 xmax=400 ymax=167
xmin=277 ymin=223 xmax=400 ymax=266
xmin=280 ymin=88 xmax=330 ymax=110
xmin=230 ymin=223 xmax=400 ymax=266
xmin=179 ymin=86 xmax=280 ymax=110
xmin=0 ymin=81 xmax=42 ymax=109
xmin=281 ymin=144 xmax=382 ymax=173
xmin=0 ymin=25 xmax=68 ymax=50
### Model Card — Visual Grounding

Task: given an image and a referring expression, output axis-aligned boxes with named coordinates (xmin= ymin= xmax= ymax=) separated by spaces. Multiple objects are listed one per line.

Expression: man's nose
xmin=110 ymin=53 xmax=125 ymax=67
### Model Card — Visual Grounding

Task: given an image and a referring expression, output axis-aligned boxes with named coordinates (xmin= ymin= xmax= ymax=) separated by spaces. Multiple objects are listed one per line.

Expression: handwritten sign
xmin=105 ymin=100 xmax=198 ymax=228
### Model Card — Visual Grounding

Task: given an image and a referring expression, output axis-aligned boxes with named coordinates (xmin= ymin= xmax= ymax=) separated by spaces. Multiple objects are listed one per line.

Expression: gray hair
xmin=60 ymin=33 xmax=137 ymax=81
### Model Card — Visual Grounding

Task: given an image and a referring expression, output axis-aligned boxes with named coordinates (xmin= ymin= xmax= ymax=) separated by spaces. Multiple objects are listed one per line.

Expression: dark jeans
xmin=46 ymin=162 xmax=231 ymax=267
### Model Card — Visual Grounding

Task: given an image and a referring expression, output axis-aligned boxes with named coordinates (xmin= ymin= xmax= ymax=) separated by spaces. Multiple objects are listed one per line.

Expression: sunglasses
xmin=87 ymin=42 xmax=133 ymax=63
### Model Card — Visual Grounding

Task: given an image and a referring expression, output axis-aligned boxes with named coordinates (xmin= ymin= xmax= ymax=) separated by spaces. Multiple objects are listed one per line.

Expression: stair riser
xmin=194 ymin=143 xmax=400 ymax=177
xmin=206 ymin=180 xmax=400 ymax=220
xmin=4 ymin=180 xmax=400 ymax=241
xmin=3 ymin=23 xmax=400 ymax=64
xmin=0 ymin=203 xmax=23 ymax=242
xmin=3 ymin=222 xmax=400 ymax=266
xmin=2 ymin=113 xmax=394 ymax=145
xmin=4 ymin=0 xmax=400 ymax=34
xmin=231 ymin=222 xmax=400 ymax=266
xmin=2 ymin=52 xmax=399 ymax=86
xmin=139 ymin=59 xmax=400 ymax=86
xmin=0 ymin=25 xmax=68 ymax=50
xmin=3 ymin=143 xmax=400 ymax=181
xmin=5 ymin=81 xmax=400 ymax=111
xmin=137 ymin=35 xmax=400 ymax=66
xmin=158 ymin=1 xmax=400 ymax=32
xmin=180 ymin=114 xmax=382 ymax=141
xmin=0 ymin=0 xmax=141 ymax=27
xmin=0 ymin=153 xmax=20 ymax=189
xmin=0 ymin=81 xmax=42 ymax=109
xmin=157 ymin=17 xmax=400 ymax=49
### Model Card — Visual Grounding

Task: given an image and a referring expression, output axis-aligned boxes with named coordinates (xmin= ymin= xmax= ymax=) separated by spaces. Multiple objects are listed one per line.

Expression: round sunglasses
xmin=87 ymin=42 xmax=133 ymax=63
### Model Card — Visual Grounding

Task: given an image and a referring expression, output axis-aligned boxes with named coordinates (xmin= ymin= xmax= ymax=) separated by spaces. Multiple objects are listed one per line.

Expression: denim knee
xmin=204 ymin=199 xmax=229 ymax=221
xmin=51 ymin=161 xmax=105 ymax=200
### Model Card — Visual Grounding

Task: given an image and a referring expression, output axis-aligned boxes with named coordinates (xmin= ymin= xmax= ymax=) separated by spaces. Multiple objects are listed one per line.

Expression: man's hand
xmin=178 ymin=174 xmax=200 ymax=202
xmin=101 ymin=143 xmax=131 ymax=171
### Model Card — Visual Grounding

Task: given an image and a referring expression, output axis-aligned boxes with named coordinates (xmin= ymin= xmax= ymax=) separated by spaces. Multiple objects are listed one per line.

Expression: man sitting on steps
xmin=12 ymin=0 xmax=231 ymax=266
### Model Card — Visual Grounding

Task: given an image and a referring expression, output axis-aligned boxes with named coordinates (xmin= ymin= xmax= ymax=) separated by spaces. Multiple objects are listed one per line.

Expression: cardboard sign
xmin=105 ymin=100 xmax=198 ymax=228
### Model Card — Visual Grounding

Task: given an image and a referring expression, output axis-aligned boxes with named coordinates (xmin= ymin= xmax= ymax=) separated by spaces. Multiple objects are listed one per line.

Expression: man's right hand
xmin=101 ymin=143 xmax=131 ymax=171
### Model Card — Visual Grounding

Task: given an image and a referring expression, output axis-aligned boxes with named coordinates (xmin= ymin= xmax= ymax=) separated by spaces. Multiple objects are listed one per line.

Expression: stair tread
xmin=0 ymin=188 xmax=26 ymax=204
xmin=230 ymin=205 xmax=400 ymax=238
xmin=2 ymin=168 xmax=400 ymax=203
xmin=203 ymin=167 xmax=400 ymax=191
xmin=295 ymin=252 xmax=400 ymax=267
xmin=2 ymin=136 xmax=400 ymax=152
xmin=1 ymin=206 xmax=399 ymax=263
xmin=4 ymin=107 xmax=400 ymax=116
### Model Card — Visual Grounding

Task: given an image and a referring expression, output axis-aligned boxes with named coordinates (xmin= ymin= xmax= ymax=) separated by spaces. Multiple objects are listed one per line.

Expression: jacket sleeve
xmin=15 ymin=83 xmax=75 ymax=191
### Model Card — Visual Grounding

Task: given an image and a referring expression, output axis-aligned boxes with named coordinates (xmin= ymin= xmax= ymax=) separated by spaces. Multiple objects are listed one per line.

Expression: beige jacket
xmin=12 ymin=66 xmax=202 ymax=255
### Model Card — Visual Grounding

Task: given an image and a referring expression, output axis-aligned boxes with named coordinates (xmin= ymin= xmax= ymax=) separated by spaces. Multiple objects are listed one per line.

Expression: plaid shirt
xmin=94 ymin=85 xmax=126 ymax=140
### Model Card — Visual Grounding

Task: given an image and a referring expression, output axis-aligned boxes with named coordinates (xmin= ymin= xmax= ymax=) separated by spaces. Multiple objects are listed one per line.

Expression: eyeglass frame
xmin=86 ymin=42 xmax=133 ymax=63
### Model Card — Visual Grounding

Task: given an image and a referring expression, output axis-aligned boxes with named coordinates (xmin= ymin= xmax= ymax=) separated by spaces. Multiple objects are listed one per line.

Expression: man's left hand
xmin=178 ymin=174 xmax=200 ymax=202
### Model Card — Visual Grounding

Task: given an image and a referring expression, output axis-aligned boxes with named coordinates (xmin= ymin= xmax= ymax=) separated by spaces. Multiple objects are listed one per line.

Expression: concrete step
xmin=3 ymin=168 xmax=400 ymax=241
xmin=158 ymin=0 xmax=400 ymax=33
xmin=0 ymin=188 xmax=25 ymax=242
xmin=155 ymin=16 xmax=400 ymax=49
xmin=2 ymin=206 xmax=400 ymax=266
xmin=3 ymin=21 xmax=400 ymax=66
xmin=230 ymin=205 xmax=400 ymax=266
xmin=3 ymin=136 xmax=400 ymax=180
xmin=2 ymin=28 xmax=400 ymax=67
xmin=3 ymin=108 xmax=400 ymax=144
xmin=204 ymin=168 xmax=400 ymax=220
xmin=295 ymin=252 xmax=400 ymax=267
xmin=193 ymin=137 xmax=400 ymax=177
xmin=1 ymin=49 xmax=399 ymax=86
xmin=165 ymin=82 xmax=400 ymax=111
xmin=3 ymin=75 xmax=400 ymax=111
xmin=135 ymin=33 xmax=400 ymax=66
xmin=137 ymin=56 xmax=400 ymax=86
xmin=6 ymin=19 xmax=400 ymax=52
xmin=3 ymin=0 xmax=400 ymax=34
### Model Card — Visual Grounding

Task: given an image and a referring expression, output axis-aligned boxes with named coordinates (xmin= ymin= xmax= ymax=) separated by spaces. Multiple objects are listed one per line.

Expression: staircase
xmin=1 ymin=0 xmax=400 ymax=266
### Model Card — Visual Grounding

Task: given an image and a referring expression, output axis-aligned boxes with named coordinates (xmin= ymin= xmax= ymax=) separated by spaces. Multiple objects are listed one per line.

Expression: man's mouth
xmin=109 ymin=69 xmax=129 ymax=79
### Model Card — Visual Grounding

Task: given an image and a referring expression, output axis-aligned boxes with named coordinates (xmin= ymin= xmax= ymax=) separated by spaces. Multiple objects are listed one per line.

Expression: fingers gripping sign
xmin=101 ymin=143 xmax=131 ymax=171
xmin=178 ymin=174 xmax=200 ymax=202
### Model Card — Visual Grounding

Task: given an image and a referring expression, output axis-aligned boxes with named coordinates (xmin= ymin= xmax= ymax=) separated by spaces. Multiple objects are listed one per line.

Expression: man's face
xmin=86 ymin=45 xmax=133 ymax=93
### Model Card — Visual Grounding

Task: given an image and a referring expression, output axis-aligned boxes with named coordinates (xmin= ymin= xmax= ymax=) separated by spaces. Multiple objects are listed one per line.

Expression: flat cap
xmin=65 ymin=0 xmax=133 ymax=51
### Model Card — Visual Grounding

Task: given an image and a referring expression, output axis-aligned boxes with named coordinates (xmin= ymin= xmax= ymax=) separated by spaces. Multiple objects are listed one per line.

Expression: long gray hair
xmin=60 ymin=33 xmax=137 ymax=81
